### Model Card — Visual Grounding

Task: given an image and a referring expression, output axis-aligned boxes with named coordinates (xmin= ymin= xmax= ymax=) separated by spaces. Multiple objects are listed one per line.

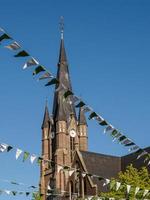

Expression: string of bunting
xmin=0 ymin=140 xmax=149 ymax=197
xmin=0 ymin=188 xmax=37 ymax=197
xmin=0 ymin=27 xmax=149 ymax=166
xmin=0 ymin=178 xmax=37 ymax=189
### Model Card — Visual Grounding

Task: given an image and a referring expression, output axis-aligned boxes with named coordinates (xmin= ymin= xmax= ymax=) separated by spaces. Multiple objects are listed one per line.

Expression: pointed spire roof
xmin=42 ymin=101 xmax=50 ymax=129
xmin=53 ymin=19 xmax=76 ymax=122
xmin=78 ymin=107 xmax=87 ymax=125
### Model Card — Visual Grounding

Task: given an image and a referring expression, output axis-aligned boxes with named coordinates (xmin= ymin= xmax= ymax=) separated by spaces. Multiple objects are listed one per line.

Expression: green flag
xmin=45 ymin=78 xmax=59 ymax=86
xmin=14 ymin=50 xmax=29 ymax=57
xmin=37 ymin=157 xmax=43 ymax=165
xmin=33 ymin=65 xmax=45 ymax=75
xmin=0 ymin=33 xmax=11 ymax=42
xmin=75 ymin=101 xmax=85 ymax=108
xmin=99 ymin=120 xmax=108 ymax=126
xmin=88 ymin=112 xmax=98 ymax=120
xmin=118 ymin=135 xmax=126 ymax=142
xmin=12 ymin=191 xmax=17 ymax=196
xmin=23 ymin=152 xmax=30 ymax=162
xmin=63 ymin=90 xmax=74 ymax=99
xmin=7 ymin=146 xmax=13 ymax=152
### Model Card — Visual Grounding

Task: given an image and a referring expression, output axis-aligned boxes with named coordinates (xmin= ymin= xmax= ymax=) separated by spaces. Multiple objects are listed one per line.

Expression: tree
xmin=32 ymin=192 xmax=42 ymax=200
xmin=100 ymin=165 xmax=150 ymax=200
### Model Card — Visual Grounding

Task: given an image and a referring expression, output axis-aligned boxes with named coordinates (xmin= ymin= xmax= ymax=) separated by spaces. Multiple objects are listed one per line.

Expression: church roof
xmin=53 ymin=34 xmax=76 ymax=121
xmin=79 ymin=151 xmax=121 ymax=192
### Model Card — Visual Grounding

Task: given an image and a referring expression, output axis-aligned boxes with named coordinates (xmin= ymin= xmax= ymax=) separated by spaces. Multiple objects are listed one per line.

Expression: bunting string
xmin=0 ymin=178 xmax=37 ymax=189
xmin=0 ymin=27 xmax=149 ymax=166
xmin=0 ymin=140 xmax=149 ymax=197
xmin=0 ymin=188 xmax=37 ymax=197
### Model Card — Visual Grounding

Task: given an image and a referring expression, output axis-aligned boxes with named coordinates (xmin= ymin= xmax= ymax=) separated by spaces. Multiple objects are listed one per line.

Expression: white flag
xmin=148 ymin=160 xmax=150 ymax=165
xmin=0 ymin=27 xmax=5 ymax=32
xmin=4 ymin=190 xmax=11 ymax=195
xmin=135 ymin=187 xmax=140 ymax=195
xmin=69 ymin=169 xmax=75 ymax=176
xmin=104 ymin=125 xmax=114 ymax=134
xmin=82 ymin=172 xmax=87 ymax=177
xmin=116 ymin=182 xmax=121 ymax=191
xmin=5 ymin=41 xmax=21 ymax=50
xmin=128 ymin=145 xmax=139 ymax=152
xmin=103 ymin=179 xmax=110 ymax=186
xmin=127 ymin=185 xmax=131 ymax=194
xmin=0 ymin=143 xmax=8 ymax=152
xmin=16 ymin=149 xmax=23 ymax=159
xmin=137 ymin=151 xmax=148 ymax=159
xmin=57 ymin=166 xmax=63 ymax=173
xmin=23 ymin=57 xmax=39 ymax=69
xmin=143 ymin=189 xmax=149 ymax=197
xmin=30 ymin=154 xmax=37 ymax=164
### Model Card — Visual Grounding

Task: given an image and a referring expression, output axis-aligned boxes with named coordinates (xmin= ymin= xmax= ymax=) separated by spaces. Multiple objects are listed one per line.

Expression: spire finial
xmin=59 ymin=16 xmax=64 ymax=39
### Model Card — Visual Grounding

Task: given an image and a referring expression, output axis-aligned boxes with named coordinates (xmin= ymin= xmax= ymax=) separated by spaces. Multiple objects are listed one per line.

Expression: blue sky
xmin=0 ymin=0 xmax=150 ymax=199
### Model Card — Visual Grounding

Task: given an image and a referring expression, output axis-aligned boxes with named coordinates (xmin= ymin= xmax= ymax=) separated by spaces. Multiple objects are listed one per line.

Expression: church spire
xmin=53 ymin=17 xmax=76 ymax=121
xmin=58 ymin=16 xmax=67 ymax=64
xmin=41 ymin=100 xmax=50 ymax=129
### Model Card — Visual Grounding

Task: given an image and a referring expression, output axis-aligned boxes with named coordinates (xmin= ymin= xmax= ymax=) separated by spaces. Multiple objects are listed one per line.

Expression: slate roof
xmin=52 ymin=37 xmax=76 ymax=122
xmin=80 ymin=151 xmax=121 ymax=192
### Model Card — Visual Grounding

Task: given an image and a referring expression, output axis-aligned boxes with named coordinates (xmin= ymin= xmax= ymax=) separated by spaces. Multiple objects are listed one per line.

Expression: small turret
xmin=78 ymin=107 xmax=88 ymax=151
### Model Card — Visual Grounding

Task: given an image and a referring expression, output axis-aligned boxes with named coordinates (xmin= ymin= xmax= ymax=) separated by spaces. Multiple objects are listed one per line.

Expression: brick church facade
xmin=39 ymin=30 xmax=150 ymax=200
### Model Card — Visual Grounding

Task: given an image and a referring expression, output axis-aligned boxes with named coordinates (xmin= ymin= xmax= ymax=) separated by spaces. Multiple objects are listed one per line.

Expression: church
xmin=39 ymin=27 xmax=150 ymax=200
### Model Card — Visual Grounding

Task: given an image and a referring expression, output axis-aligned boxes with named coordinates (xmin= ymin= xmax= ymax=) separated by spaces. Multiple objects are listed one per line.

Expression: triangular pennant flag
xmin=82 ymin=106 xmax=93 ymax=113
xmin=11 ymin=181 xmax=19 ymax=185
xmin=7 ymin=145 xmax=13 ymax=152
xmin=45 ymin=78 xmax=59 ymax=86
xmin=135 ymin=187 xmax=140 ymax=196
xmin=30 ymin=154 xmax=37 ymax=164
xmin=0 ymin=33 xmax=12 ymax=42
xmin=88 ymin=112 xmax=98 ymax=120
xmin=37 ymin=157 xmax=43 ymax=165
xmin=148 ymin=160 xmax=150 ymax=165
xmin=57 ymin=165 xmax=63 ymax=173
xmin=69 ymin=169 xmax=75 ymax=176
xmin=109 ymin=180 xmax=116 ymax=190
xmin=33 ymin=65 xmax=45 ymax=75
xmin=4 ymin=190 xmax=11 ymax=195
xmin=137 ymin=151 xmax=148 ymax=159
xmin=125 ymin=142 xmax=135 ymax=146
xmin=71 ymin=95 xmax=80 ymax=104
xmin=26 ymin=192 xmax=30 ymax=196
xmin=127 ymin=185 xmax=131 ymax=194
xmin=118 ymin=135 xmax=126 ymax=142
xmin=128 ymin=145 xmax=140 ymax=152
xmin=104 ymin=125 xmax=114 ymax=134
xmin=5 ymin=41 xmax=21 ymax=50
xmin=29 ymin=185 xmax=37 ymax=189
xmin=116 ymin=182 xmax=121 ymax=191
xmin=75 ymin=101 xmax=86 ymax=108
xmin=121 ymin=138 xmax=132 ymax=145
xmin=23 ymin=57 xmax=39 ymax=69
xmin=82 ymin=172 xmax=87 ymax=177
xmin=143 ymin=189 xmax=149 ymax=197
xmin=16 ymin=149 xmax=23 ymax=159
xmin=12 ymin=191 xmax=17 ymax=196
xmin=99 ymin=120 xmax=108 ymax=126
xmin=64 ymin=90 xmax=74 ymax=99
xmin=112 ymin=132 xmax=122 ymax=142
xmin=14 ymin=50 xmax=29 ymax=57
xmin=38 ymin=72 xmax=53 ymax=80
xmin=103 ymin=179 xmax=110 ymax=186
xmin=0 ymin=143 xmax=8 ymax=152
xmin=23 ymin=151 xmax=30 ymax=162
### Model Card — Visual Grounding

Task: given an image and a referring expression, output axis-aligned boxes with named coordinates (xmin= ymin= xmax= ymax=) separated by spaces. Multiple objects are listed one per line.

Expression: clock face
xmin=50 ymin=132 xmax=55 ymax=139
xmin=69 ymin=129 xmax=76 ymax=138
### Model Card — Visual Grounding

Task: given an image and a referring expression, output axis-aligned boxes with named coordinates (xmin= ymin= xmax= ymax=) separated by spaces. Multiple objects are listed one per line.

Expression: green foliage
xmin=32 ymin=192 xmax=42 ymax=200
xmin=100 ymin=165 xmax=150 ymax=200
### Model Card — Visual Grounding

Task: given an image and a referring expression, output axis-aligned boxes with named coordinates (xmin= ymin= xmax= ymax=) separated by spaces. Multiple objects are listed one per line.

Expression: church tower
xmin=40 ymin=19 xmax=88 ymax=199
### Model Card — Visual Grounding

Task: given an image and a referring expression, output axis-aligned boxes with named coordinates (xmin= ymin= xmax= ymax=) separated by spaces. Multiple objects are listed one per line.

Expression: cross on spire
xmin=59 ymin=16 xmax=64 ymax=39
